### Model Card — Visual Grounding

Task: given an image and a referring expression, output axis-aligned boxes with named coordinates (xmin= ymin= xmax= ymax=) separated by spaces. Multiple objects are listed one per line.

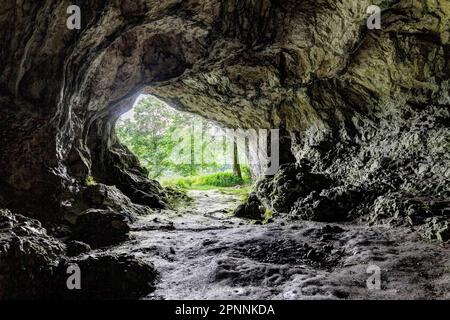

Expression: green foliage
xmin=116 ymin=95 xmax=254 ymax=187
xmin=263 ymin=209 xmax=273 ymax=224
xmin=164 ymin=186 xmax=193 ymax=208
xmin=195 ymin=171 xmax=244 ymax=187
xmin=241 ymin=165 xmax=252 ymax=181
xmin=161 ymin=176 xmax=195 ymax=189
xmin=85 ymin=175 xmax=97 ymax=186
xmin=116 ymin=95 xmax=196 ymax=179
xmin=162 ymin=171 xmax=252 ymax=189
xmin=218 ymin=185 xmax=251 ymax=202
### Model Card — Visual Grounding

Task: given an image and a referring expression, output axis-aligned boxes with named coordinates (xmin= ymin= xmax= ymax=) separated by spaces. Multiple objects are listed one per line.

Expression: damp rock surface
xmin=1 ymin=0 xmax=449 ymax=226
xmin=72 ymin=208 xmax=131 ymax=248
xmin=108 ymin=190 xmax=450 ymax=300
xmin=0 ymin=0 xmax=449 ymax=299
xmin=0 ymin=209 xmax=64 ymax=299
xmin=55 ymin=253 xmax=159 ymax=300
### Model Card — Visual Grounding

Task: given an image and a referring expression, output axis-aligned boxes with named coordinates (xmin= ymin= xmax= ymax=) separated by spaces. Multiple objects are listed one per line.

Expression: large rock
xmin=256 ymin=162 xmax=332 ymax=213
xmin=0 ymin=209 xmax=159 ymax=299
xmin=234 ymin=193 xmax=265 ymax=220
xmin=72 ymin=209 xmax=131 ymax=248
xmin=66 ymin=183 xmax=152 ymax=223
xmin=54 ymin=253 xmax=159 ymax=300
xmin=290 ymin=185 xmax=365 ymax=222
xmin=0 ymin=209 xmax=64 ymax=299
xmin=65 ymin=240 xmax=91 ymax=257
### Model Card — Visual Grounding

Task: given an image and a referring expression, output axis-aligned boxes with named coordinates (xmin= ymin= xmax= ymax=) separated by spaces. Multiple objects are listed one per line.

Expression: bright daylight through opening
xmin=116 ymin=95 xmax=253 ymax=191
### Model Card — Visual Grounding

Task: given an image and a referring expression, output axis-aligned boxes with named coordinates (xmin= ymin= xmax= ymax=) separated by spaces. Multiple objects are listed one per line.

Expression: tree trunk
xmin=190 ymin=123 xmax=195 ymax=176
xmin=232 ymin=136 xmax=242 ymax=179
xmin=222 ymin=134 xmax=227 ymax=161
xmin=244 ymin=136 xmax=250 ymax=166
xmin=201 ymin=119 xmax=206 ymax=171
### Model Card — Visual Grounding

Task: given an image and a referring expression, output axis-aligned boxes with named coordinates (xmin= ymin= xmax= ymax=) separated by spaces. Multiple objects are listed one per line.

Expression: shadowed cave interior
xmin=0 ymin=0 xmax=449 ymax=299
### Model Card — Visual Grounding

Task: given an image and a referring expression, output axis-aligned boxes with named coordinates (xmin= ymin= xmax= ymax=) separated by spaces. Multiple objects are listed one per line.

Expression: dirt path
xmin=109 ymin=190 xmax=449 ymax=300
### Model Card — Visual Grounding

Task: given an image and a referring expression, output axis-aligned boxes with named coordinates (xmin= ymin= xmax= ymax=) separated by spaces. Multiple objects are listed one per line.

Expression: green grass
xmin=161 ymin=170 xmax=252 ymax=189
xmin=217 ymin=185 xmax=251 ymax=202
xmin=195 ymin=171 xmax=245 ymax=187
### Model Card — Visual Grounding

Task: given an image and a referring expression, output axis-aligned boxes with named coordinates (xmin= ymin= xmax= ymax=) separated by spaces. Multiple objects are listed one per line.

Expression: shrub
xmin=241 ymin=165 xmax=252 ymax=183
xmin=193 ymin=171 xmax=244 ymax=187
xmin=161 ymin=176 xmax=194 ymax=189
xmin=161 ymin=171 xmax=247 ymax=189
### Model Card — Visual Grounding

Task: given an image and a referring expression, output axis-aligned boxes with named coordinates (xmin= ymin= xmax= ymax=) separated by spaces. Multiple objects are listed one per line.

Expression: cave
xmin=0 ymin=0 xmax=449 ymax=300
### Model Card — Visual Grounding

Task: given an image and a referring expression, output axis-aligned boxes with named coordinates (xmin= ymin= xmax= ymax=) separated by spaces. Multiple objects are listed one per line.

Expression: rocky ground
xmin=101 ymin=189 xmax=450 ymax=300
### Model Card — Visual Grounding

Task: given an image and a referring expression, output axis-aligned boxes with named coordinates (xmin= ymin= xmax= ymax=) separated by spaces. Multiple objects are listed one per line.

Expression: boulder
xmin=234 ymin=193 xmax=265 ymax=220
xmin=290 ymin=186 xmax=364 ymax=222
xmin=0 ymin=209 xmax=64 ymax=299
xmin=72 ymin=209 xmax=131 ymax=247
xmin=65 ymin=240 xmax=91 ymax=257
xmin=256 ymin=162 xmax=332 ymax=213
xmin=55 ymin=253 xmax=159 ymax=300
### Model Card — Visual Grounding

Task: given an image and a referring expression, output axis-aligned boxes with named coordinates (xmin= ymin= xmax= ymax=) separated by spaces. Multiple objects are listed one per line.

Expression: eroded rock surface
xmin=1 ymin=0 xmax=448 ymax=222
xmin=0 ymin=209 xmax=64 ymax=299
xmin=0 ymin=0 xmax=449 ymax=299
xmin=0 ymin=209 xmax=159 ymax=299
xmin=72 ymin=208 xmax=131 ymax=247
xmin=115 ymin=190 xmax=450 ymax=300
xmin=234 ymin=192 xmax=265 ymax=220
xmin=55 ymin=253 xmax=159 ymax=300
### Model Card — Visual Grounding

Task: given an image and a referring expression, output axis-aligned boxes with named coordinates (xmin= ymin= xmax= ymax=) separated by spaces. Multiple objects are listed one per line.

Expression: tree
xmin=116 ymin=95 xmax=247 ymax=180
xmin=116 ymin=96 xmax=188 ymax=178
xmin=190 ymin=122 xmax=196 ymax=176
xmin=232 ymin=135 xmax=242 ymax=179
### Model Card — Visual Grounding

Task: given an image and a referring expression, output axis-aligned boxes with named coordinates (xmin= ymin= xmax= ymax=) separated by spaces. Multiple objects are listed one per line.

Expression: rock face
xmin=55 ymin=253 xmax=159 ymax=300
xmin=0 ymin=0 xmax=449 ymax=298
xmin=65 ymin=240 xmax=91 ymax=257
xmin=0 ymin=209 xmax=64 ymax=299
xmin=72 ymin=208 xmax=131 ymax=247
xmin=256 ymin=161 xmax=333 ymax=213
xmin=234 ymin=193 xmax=265 ymax=220
xmin=0 ymin=209 xmax=158 ymax=299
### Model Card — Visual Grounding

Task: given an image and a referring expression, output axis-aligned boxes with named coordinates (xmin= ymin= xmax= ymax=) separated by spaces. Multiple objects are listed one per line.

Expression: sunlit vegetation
xmin=161 ymin=169 xmax=252 ymax=189
xmin=116 ymin=95 xmax=252 ymax=189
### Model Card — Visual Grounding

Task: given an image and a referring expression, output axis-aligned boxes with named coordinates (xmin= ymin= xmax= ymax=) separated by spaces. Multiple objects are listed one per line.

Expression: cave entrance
xmin=116 ymin=95 xmax=253 ymax=194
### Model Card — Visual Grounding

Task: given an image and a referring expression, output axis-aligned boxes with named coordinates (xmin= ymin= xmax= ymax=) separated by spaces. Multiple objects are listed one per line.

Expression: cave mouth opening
xmin=115 ymin=94 xmax=253 ymax=194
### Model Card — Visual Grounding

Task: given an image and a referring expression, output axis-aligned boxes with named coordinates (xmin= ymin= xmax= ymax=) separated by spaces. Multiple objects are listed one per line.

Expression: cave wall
xmin=0 ymin=0 xmax=449 ymax=299
xmin=0 ymin=0 xmax=449 ymax=230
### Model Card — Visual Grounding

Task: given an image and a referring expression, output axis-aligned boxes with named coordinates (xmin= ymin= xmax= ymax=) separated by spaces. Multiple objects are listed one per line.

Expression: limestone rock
xmin=234 ymin=193 xmax=265 ymax=220
xmin=55 ymin=253 xmax=159 ymax=300
xmin=370 ymin=192 xmax=449 ymax=226
xmin=72 ymin=183 xmax=151 ymax=221
xmin=256 ymin=162 xmax=332 ymax=213
xmin=72 ymin=209 xmax=131 ymax=247
xmin=65 ymin=240 xmax=91 ymax=257
xmin=290 ymin=186 xmax=365 ymax=222
xmin=0 ymin=209 xmax=64 ymax=299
